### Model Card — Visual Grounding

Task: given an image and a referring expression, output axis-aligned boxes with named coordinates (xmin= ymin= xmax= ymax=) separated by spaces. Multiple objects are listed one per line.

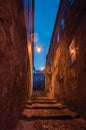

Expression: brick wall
xmin=0 ymin=0 xmax=29 ymax=129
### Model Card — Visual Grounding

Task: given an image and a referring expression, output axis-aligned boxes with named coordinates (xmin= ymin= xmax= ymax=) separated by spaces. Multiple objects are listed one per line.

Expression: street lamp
xmin=41 ymin=66 xmax=45 ymax=71
xmin=35 ymin=45 xmax=42 ymax=53
xmin=27 ymin=33 xmax=42 ymax=53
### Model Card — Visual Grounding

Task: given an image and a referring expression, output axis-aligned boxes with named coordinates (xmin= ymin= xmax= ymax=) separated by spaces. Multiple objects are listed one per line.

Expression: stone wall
xmin=0 ymin=0 xmax=29 ymax=129
xmin=46 ymin=0 xmax=86 ymax=119
xmin=24 ymin=0 xmax=34 ymax=99
xmin=54 ymin=0 xmax=86 ymax=118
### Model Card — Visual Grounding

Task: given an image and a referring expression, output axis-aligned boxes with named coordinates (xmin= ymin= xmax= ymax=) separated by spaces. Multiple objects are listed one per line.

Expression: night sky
xmin=34 ymin=0 xmax=60 ymax=70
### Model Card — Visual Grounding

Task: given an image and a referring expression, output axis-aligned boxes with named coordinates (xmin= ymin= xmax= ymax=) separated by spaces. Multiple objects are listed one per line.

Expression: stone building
xmin=0 ymin=0 xmax=34 ymax=129
xmin=45 ymin=0 xmax=86 ymax=118
xmin=33 ymin=70 xmax=45 ymax=90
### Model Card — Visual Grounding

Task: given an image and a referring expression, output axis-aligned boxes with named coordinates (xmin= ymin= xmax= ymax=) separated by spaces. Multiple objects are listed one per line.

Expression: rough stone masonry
xmin=0 ymin=0 xmax=29 ymax=129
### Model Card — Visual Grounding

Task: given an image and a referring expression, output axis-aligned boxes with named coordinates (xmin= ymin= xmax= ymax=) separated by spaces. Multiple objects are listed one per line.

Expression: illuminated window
xmin=69 ymin=39 xmax=76 ymax=65
xmin=61 ymin=19 xmax=65 ymax=30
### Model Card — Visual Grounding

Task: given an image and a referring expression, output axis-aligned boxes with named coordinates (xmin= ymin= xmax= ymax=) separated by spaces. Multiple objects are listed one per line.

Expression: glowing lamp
xmin=36 ymin=45 xmax=42 ymax=53
xmin=41 ymin=66 xmax=45 ymax=71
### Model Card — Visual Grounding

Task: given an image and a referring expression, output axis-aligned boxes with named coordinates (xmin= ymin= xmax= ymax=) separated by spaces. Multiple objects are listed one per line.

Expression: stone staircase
xmin=21 ymin=93 xmax=79 ymax=121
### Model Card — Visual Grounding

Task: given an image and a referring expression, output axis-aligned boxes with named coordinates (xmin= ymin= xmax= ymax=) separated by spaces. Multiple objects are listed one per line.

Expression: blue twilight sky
xmin=34 ymin=0 xmax=60 ymax=70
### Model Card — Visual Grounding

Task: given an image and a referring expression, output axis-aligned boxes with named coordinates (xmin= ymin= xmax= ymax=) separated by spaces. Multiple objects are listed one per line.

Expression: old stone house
xmin=45 ymin=0 xmax=86 ymax=118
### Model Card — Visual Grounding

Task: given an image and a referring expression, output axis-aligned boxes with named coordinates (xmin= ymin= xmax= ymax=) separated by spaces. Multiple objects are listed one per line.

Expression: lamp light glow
xmin=41 ymin=66 xmax=45 ymax=71
xmin=36 ymin=45 xmax=42 ymax=53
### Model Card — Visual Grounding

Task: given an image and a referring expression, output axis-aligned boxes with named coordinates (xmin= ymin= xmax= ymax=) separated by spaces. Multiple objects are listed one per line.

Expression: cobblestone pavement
xmin=15 ymin=103 xmax=86 ymax=130
xmin=15 ymin=118 xmax=86 ymax=130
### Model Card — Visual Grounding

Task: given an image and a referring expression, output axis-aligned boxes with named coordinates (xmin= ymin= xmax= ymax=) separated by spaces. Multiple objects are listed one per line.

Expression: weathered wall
xmin=46 ymin=0 xmax=86 ymax=119
xmin=24 ymin=0 xmax=34 ymax=99
xmin=54 ymin=0 xmax=86 ymax=118
xmin=62 ymin=14 xmax=86 ymax=119
xmin=0 ymin=0 xmax=29 ymax=129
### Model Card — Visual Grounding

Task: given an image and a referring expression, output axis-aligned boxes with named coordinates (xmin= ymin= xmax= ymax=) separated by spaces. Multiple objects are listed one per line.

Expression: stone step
xmin=26 ymin=103 xmax=66 ymax=109
xmin=28 ymin=99 xmax=57 ymax=104
xmin=21 ymin=114 xmax=75 ymax=121
xmin=31 ymin=96 xmax=53 ymax=100
xmin=21 ymin=108 xmax=79 ymax=120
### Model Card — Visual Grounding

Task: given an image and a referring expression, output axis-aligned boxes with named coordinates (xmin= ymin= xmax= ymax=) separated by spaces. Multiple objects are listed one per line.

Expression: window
xmin=69 ymin=0 xmax=74 ymax=5
xmin=57 ymin=33 xmax=60 ymax=43
xmin=49 ymin=57 xmax=52 ymax=67
xmin=69 ymin=39 xmax=76 ymax=65
xmin=40 ymin=76 xmax=45 ymax=81
xmin=34 ymin=77 xmax=39 ymax=82
xmin=61 ymin=19 xmax=65 ymax=30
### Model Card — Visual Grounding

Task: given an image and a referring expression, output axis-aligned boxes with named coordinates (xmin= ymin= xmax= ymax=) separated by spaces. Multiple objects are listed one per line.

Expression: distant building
xmin=45 ymin=0 xmax=86 ymax=118
xmin=33 ymin=70 xmax=45 ymax=90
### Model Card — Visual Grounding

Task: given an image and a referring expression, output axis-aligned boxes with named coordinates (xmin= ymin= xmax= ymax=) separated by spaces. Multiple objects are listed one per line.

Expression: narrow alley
xmin=15 ymin=91 xmax=86 ymax=130
xmin=0 ymin=0 xmax=86 ymax=130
